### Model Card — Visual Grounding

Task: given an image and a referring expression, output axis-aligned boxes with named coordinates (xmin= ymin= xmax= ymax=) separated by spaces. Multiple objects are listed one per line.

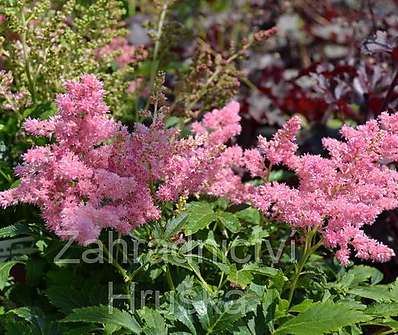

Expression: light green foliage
xmin=1 ymin=0 xmax=131 ymax=113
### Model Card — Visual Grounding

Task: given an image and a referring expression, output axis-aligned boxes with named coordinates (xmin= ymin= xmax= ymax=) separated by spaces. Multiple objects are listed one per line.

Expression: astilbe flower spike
xmin=0 ymin=75 xmax=167 ymax=244
xmin=157 ymin=101 xmax=250 ymax=203
xmin=163 ymin=109 xmax=398 ymax=265
xmin=1 ymin=74 xmax=397 ymax=265
xmin=245 ymin=116 xmax=398 ymax=265
xmin=0 ymin=75 xmax=242 ymax=245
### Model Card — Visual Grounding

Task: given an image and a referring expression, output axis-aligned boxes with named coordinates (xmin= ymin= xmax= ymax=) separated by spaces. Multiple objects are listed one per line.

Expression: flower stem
xmin=165 ymin=264 xmax=175 ymax=290
xmin=187 ymin=260 xmax=212 ymax=293
xmin=287 ymin=228 xmax=322 ymax=308
xmin=102 ymin=243 xmax=131 ymax=284
xmin=20 ymin=10 xmax=36 ymax=104
xmin=145 ymin=1 xmax=169 ymax=116
xmin=128 ymin=0 xmax=136 ymax=16
xmin=129 ymin=263 xmax=146 ymax=281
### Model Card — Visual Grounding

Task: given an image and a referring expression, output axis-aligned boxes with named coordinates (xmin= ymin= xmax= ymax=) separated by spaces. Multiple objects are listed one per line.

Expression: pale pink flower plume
xmin=158 ymin=101 xmax=246 ymax=202
xmin=247 ymin=113 xmax=398 ymax=265
xmin=0 ymin=75 xmax=164 ymax=244
xmin=1 ymin=74 xmax=397 ymax=265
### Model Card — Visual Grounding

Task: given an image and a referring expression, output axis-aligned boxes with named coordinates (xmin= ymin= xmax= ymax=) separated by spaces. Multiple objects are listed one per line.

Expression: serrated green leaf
xmin=139 ymin=307 xmax=167 ymax=335
xmin=275 ymin=299 xmax=289 ymax=320
xmin=242 ymin=263 xmax=279 ymax=277
xmin=179 ymin=240 xmax=200 ymax=254
xmin=164 ymin=213 xmax=188 ymax=239
xmin=5 ymin=307 xmax=61 ymax=334
xmin=226 ymin=264 xmax=252 ymax=289
xmin=0 ymin=223 xmax=31 ymax=238
xmin=274 ymin=302 xmax=372 ymax=335
xmin=104 ymin=323 xmax=121 ymax=335
xmin=214 ymin=198 xmax=229 ymax=210
xmin=185 ymin=202 xmax=216 ymax=235
xmin=262 ymin=288 xmax=279 ymax=325
xmin=7 ymin=307 xmax=36 ymax=323
xmin=289 ymin=299 xmax=314 ymax=313
xmin=62 ymin=305 xmax=141 ymax=333
xmin=192 ymin=298 xmax=211 ymax=331
xmin=269 ymin=271 xmax=288 ymax=293
xmin=174 ymin=301 xmax=197 ymax=335
xmin=4 ymin=320 xmax=35 ymax=335
xmin=204 ymin=232 xmax=229 ymax=265
xmin=342 ymin=265 xmax=383 ymax=287
xmin=366 ymin=302 xmax=398 ymax=317
xmin=46 ymin=286 xmax=88 ymax=314
xmin=227 ymin=263 xmax=279 ymax=289
xmin=206 ymin=298 xmax=250 ymax=334
xmin=0 ymin=260 xmax=21 ymax=290
xmin=236 ymin=207 xmax=261 ymax=225
xmin=389 ymin=279 xmax=398 ymax=301
xmin=217 ymin=212 xmax=240 ymax=233
xmin=248 ymin=226 xmax=269 ymax=247
xmin=348 ymin=286 xmax=393 ymax=302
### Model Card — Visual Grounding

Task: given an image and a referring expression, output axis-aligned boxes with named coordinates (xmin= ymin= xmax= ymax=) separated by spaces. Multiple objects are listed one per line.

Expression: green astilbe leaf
xmin=139 ymin=308 xmax=168 ymax=335
xmin=274 ymin=302 xmax=372 ymax=335
xmin=62 ymin=305 xmax=141 ymax=334
xmin=0 ymin=260 xmax=21 ymax=290
xmin=0 ymin=223 xmax=32 ymax=239
xmin=366 ymin=302 xmax=398 ymax=317
xmin=184 ymin=202 xmax=216 ymax=235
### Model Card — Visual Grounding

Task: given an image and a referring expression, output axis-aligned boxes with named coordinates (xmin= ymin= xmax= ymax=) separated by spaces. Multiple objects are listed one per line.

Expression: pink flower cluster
xmin=159 ymin=100 xmax=398 ymax=265
xmin=247 ymin=116 xmax=398 ymax=265
xmin=183 ymin=110 xmax=398 ymax=264
xmin=0 ymin=75 xmax=171 ymax=243
xmin=97 ymin=37 xmax=148 ymax=68
xmin=1 ymin=74 xmax=397 ymax=265
xmin=157 ymin=101 xmax=248 ymax=203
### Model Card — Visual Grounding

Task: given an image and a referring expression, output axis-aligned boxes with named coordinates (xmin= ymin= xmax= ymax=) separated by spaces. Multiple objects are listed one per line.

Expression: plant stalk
xmin=165 ymin=264 xmax=175 ymax=290
xmin=145 ymin=1 xmax=169 ymax=117
xmin=20 ymin=11 xmax=36 ymax=104
xmin=102 ymin=243 xmax=131 ymax=284
xmin=287 ymin=228 xmax=322 ymax=307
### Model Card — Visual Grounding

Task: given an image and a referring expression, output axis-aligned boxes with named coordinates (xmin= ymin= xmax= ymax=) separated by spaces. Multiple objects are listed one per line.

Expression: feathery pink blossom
xmin=0 ymin=75 xmax=162 ymax=244
xmin=1 ymin=74 xmax=397 ymax=265
xmin=247 ymin=113 xmax=398 ymax=264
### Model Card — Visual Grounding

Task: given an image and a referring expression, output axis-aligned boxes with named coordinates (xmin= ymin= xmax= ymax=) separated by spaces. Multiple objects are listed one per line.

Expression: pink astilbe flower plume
xmin=172 ymin=103 xmax=397 ymax=265
xmin=0 ymin=75 xmax=165 ymax=244
xmin=1 ymin=74 xmax=397 ymax=265
xmin=157 ymin=101 xmax=247 ymax=202
xmin=247 ymin=113 xmax=398 ymax=265
xmin=0 ymin=76 xmax=245 ymax=245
